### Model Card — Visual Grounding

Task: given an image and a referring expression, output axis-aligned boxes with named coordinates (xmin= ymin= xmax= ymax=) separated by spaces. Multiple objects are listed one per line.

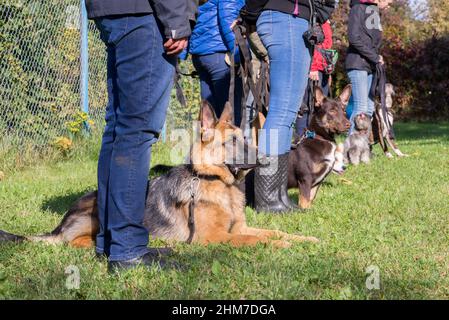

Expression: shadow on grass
xmin=41 ymin=189 xmax=93 ymax=215
xmin=174 ymin=246 xmax=438 ymax=300
xmin=0 ymin=232 xmax=442 ymax=299
xmin=395 ymin=122 xmax=449 ymax=142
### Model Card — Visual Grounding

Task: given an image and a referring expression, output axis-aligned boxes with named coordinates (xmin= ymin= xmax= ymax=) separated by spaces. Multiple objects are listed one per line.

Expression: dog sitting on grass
xmin=288 ymin=85 xmax=352 ymax=209
xmin=344 ymin=113 xmax=372 ymax=165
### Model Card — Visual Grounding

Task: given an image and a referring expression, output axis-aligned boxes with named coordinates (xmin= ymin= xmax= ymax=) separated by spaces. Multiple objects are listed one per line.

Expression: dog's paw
xmin=271 ymin=240 xmax=292 ymax=248
xmin=385 ymin=152 xmax=394 ymax=159
xmin=289 ymin=235 xmax=320 ymax=243
xmin=395 ymin=150 xmax=409 ymax=157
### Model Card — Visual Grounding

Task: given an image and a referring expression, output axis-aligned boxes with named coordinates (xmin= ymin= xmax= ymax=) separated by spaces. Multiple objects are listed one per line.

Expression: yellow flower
xmin=53 ymin=136 xmax=73 ymax=152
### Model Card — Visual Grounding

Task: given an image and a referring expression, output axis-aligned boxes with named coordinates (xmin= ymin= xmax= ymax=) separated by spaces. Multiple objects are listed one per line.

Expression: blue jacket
xmin=188 ymin=0 xmax=244 ymax=57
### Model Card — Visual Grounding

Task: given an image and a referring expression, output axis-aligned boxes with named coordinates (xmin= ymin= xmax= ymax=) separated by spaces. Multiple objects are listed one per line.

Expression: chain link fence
xmin=0 ymin=0 xmax=105 ymax=150
xmin=0 ymin=0 xmax=200 ymax=162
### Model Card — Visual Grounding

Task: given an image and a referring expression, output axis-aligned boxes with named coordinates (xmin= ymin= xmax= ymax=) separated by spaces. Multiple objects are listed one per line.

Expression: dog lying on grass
xmin=288 ymin=85 xmax=352 ymax=209
xmin=0 ymin=101 xmax=318 ymax=249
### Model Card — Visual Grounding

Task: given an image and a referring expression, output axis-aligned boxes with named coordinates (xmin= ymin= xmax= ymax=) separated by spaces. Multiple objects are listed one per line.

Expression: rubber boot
xmin=254 ymin=153 xmax=296 ymax=213
xmin=277 ymin=153 xmax=298 ymax=210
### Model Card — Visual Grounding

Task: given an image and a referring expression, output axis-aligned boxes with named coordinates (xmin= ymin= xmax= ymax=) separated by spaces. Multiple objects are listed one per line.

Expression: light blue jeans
xmin=257 ymin=10 xmax=311 ymax=156
xmin=347 ymin=70 xmax=374 ymax=133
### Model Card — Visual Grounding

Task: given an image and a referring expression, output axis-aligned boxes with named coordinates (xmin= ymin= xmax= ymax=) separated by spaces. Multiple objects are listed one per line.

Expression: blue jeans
xmin=296 ymin=72 xmax=330 ymax=137
xmin=192 ymin=53 xmax=242 ymax=125
xmin=94 ymin=14 xmax=176 ymax=261
xmin=347 ymin=70 xmax=374 ymax=133
xmin=257 ymin=10 xmax=311 ymax=156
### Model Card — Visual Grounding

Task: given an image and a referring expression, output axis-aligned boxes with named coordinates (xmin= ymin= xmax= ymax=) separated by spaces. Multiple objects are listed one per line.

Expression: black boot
xmin=254 ymin=153 xmax=296 ymax=213
xmin=108 ymin=248 xmax=179 ymax=273
xmin=277 ymin=153 xmax=298 ymax=210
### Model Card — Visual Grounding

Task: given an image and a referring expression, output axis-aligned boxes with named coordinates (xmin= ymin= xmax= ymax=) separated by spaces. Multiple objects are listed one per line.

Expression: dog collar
xmin=305 ymin=130 xmax=316 ymax=139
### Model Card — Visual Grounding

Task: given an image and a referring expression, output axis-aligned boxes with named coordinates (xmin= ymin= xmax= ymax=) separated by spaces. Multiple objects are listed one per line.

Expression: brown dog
xmin=288 ymin=85 xmax=352 ymax=209
xmin=0 ymin=101 xmax=318 ymax=248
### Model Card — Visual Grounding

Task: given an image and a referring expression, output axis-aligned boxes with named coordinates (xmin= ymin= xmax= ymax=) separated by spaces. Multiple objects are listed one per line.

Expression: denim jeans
xmin=94 ymin=14 xmax=176 ymax=261
xmin=257 ymin=10 xmax=311 ymax=156
xmin=296 ymin=71 xmax=330 ymax=137
xmin=347 ymin=70 xmax=374 ymax=133
xmin=192 ymin=53 xmax=242 ymax=125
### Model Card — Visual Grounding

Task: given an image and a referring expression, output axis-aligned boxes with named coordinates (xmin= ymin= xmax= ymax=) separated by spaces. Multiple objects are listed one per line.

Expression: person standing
xmin=345 ymin=0 xmax=391 ymax=132
xmin=188 ymin=0 xmax=245 ymax=124
xmin=241 ymin=0 xmax=336 ymax=213
xmin=296 ymin=20 xmax=334 ymax=137
xmin=86 ymin=0 xmax=197 ymax=272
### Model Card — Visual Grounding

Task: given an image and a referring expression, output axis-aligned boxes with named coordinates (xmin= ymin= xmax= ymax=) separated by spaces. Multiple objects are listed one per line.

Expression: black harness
xmin=185 ymin=170 xmax=238 ymax=244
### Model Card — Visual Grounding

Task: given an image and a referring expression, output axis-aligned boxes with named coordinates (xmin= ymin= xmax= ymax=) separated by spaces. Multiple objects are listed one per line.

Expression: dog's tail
xmin=0 ymin=230 xmax=25 ymax=243
xmin=0 ymin=192 xmax=99 ymax=247
xmin=0 ymin=229 xmax=64 ymax=245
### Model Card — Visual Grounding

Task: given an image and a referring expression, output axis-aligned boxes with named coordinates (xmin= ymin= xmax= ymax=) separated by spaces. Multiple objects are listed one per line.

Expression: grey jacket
xmin=86 ymin=0 xmax=198 ymax=39
xmin=345 ymin=1 xmax=382 ymax=73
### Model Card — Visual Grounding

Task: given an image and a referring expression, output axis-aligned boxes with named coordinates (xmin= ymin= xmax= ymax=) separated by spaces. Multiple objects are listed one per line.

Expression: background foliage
xmin=0 ymin=0 xmax=448 ymax=173
xmin=0 ymin=1 xmax=201 ymax=172
xmin=332 ymin=0 xmax=449 ymax=120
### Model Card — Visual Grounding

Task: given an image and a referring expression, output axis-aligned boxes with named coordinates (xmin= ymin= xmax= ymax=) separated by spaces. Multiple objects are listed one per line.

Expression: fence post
xmin=80 ymin=0 xmax=90 ymax=132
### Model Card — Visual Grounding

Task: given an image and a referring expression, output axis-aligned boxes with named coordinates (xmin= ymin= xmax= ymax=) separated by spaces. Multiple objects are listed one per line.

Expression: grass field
xmin=0 ymin=122 xmax=448 ymax=300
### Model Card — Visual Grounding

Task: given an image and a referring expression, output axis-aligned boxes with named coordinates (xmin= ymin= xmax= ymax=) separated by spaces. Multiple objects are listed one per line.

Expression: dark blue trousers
xmin=94 ymin=14 xmax=176 ymax=261
xmin=192 ymin=52 xmax=242 ymax=125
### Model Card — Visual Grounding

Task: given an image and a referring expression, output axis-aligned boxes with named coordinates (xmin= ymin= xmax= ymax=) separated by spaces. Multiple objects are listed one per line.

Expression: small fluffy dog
xmin=344 ymin=113 xmax=371 ymax=165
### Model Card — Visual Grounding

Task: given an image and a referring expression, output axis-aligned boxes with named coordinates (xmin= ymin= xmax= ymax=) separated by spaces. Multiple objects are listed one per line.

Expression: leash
xmin=174 ymin=64 xmax=198 ymax=109
xmin=230 ymin=21 xmax=270 ymax=131
xmin=186 ymin=176 xmax=200 ymax=244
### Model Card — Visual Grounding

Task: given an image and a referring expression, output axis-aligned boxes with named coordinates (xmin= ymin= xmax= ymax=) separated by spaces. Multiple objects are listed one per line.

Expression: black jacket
xmin=86 ymin=0 xmax=198 ymax=40
xmin=241 ymin=0 xmax=335 ymax=25
xmin=345 ymin=0 xmax=382 ymax=72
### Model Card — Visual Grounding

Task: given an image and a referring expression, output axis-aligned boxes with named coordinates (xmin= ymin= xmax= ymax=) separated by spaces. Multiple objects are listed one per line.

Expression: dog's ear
xmin=219 ymin=101 xmax=234 ymax=124
xmin=338 ymin=84 xmax=352 ymax=109
xmin=199 ymin=100 xmax=217 ymax=142
xmin=314 ymin=87 xmax=326 ymax=107
xmin=386 ymin=83 xmax=395 ymax=96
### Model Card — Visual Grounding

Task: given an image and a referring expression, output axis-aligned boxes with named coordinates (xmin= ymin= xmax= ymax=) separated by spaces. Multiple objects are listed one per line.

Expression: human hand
xmin=309 ymin=71 xmax=320 ymax=81
xmin=164 ymin=37 xmax=189 ymax=56
xmin=230 ymin=19 xmax=239 ymax=30
xmin=378 ymin=55 xmax=385 ymax=65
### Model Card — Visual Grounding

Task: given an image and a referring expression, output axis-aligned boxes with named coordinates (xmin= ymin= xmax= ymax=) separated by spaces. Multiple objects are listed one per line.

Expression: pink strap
xmin=293 ymin=0 xmax=299 ymax=16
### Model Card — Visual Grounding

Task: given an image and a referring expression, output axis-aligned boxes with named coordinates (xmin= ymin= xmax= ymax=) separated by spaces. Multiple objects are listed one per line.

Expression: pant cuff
xmin=108 ymin=247 xmax=150 ymax=262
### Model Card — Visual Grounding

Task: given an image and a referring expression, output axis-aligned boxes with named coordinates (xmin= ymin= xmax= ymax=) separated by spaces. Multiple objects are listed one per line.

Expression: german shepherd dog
xmin=0 ymin=101 xmax=318 ymax=248
xmin=288 ymin=85 xmax=352 ymax=209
